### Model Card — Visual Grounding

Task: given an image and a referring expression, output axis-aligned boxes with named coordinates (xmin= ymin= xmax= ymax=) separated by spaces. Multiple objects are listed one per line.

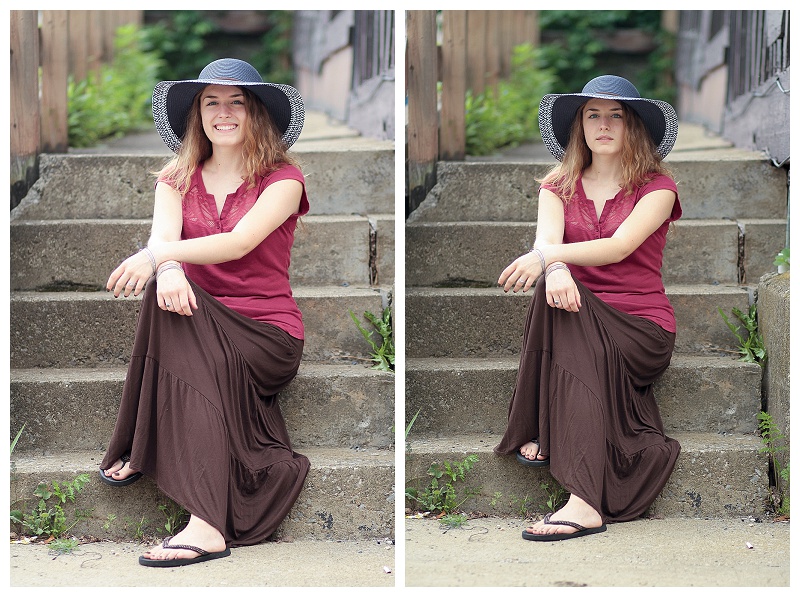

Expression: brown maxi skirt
xmin=99 ymin=279 xmax=309 ymax=547
xmin=494 ymin=278 xmax=680 ymax=523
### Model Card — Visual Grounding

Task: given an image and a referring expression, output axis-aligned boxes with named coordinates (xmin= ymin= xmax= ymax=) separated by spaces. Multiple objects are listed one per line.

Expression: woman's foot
xmin=525 ymin=494 xmax=603 ymax=537
xmin=141 ymin=515 xmax=227 ymax=563
xmin=102 ymin=458 xmax=138 ymax=482
xmin=519 ymin=440 xmax=548 ymax=462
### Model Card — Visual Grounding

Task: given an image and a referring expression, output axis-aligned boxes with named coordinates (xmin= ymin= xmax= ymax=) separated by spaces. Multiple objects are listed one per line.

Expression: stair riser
xmin=13 ymin=150 xmax=394 ymax=220
xmin=405 ymin=220 xmax=778 ymax=286
xmin=406 ymin=288 xmax=753 ymax=358
xmin=10 ymin=290 xmax=390 ymax=368
xmin=406 ymin=358 xmax=762 ymax=436
xmin=10 ymin=460 xmax=394 ymax=541
xmin=405 ymin=440 xmax=768 ymax=519
xmin=409 ymin=161 xmax=787 ymax=222
xmin=10 ymin=216 xmax=395 ymax=290
xmin=11 ymin=367 xmax=394 ymax=452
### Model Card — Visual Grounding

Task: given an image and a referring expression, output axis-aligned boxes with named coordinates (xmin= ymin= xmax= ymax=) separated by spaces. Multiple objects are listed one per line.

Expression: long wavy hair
xmin=157 ymin=86 xmax=300 ymax=196
xmin=539 ymin=101 xmax=673 ymax=203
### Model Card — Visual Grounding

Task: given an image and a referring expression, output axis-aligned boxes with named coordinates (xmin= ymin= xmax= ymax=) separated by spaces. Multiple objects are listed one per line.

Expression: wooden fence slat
xmin=406 ymin=10 xmax=439 ymax=214
xmin=10 ymin=10 xmax=40 ymax=210
xmin=69 ymin=11 xmax=89 ymax=82
xmin=467 ymin=11 xmax=488 ymax=95
xmin=485 ymin=11 xmax=501 ymax=93
xmin=40 ymin=10 xmax=70 ymax=153
xmin=440 ymin=11 xmax=467 ymax=161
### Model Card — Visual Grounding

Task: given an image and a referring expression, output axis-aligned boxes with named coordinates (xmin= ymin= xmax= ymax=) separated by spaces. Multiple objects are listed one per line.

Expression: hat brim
xmin=539 ymin=92 xmax=677 ymax=161
xmin=152 ymin=79 xmax=305 ymax=153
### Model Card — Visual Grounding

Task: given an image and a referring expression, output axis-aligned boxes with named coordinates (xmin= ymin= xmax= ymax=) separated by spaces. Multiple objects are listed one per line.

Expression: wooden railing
xmin=406 ymin=10 xmax=539 ymax=214
xmin=10 ymin=10 xmax=143 ymax=209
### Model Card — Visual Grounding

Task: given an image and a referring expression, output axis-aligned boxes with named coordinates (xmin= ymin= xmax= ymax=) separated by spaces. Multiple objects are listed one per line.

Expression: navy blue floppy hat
xmin=152 ymin=58 xmax=305 ymax=153
xmin=538 ymin=74 xmax=678 ymax=161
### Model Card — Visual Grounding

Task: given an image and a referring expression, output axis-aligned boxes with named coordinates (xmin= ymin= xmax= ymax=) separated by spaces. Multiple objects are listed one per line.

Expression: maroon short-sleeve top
xmin=159 ymin=163 xmax=309 ymax=339
xmin=541 ymin=173 xmax=681 ymax=333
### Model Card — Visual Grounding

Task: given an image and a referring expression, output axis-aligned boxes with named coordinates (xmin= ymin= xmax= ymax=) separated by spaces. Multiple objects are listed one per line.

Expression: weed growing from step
xmin=159 ymin=502 xmax=189 ymax=536
xmin=540 ymin=480 xmax=568 ymax=513
xmin=349 ymin=308 xmax=395 ymax=371
xmin=717 ymin=305 xmax=766 ymax=366
xmin=406 ymin=454 xmax=481 ymax=517
xmin=757 ymin=411 xmax=790 ymax=517
xmin=10 ymin=474 xmax=92 ymax=540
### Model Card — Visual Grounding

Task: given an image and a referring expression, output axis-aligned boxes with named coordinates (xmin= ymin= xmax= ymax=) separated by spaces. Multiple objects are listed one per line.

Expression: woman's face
xmin=582 ymin=98 xmax=625 ymax=156
xmin=199 ymin=84 xmax=248 ymax=148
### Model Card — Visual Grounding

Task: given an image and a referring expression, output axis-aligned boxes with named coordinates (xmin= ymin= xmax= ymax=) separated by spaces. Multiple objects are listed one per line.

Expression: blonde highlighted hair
xmin=156 ymin=87 xmax=300 ymax=196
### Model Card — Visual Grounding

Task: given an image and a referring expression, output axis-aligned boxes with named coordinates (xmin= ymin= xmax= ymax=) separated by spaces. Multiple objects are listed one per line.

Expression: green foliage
xmin=465 ymin=43 xmax=556 ymax=155
xmin=68 ymin=24 xmax=162 ymax=147
xmin=11 ymin=474 xmax=91 ymax=538
xmin=439 ymin=513 xmax=468 ymax=528
xmin=538 ymin=11 xmax=674 ymax=104
xmin=159 ymin=502 xmax=189 ymax=536
xmin=406 ymin=454 xmax=480 ymax=515
xmin=718 ymin=305 xmax=766 ymax=367
xmin=249 ymin=11 xmax=296 ymax=84
xmin=349 ymin=308 xmax=395 ymax=372
xmin=757 ymin=411 xmax=790 ymax=517
xmin=774 ymin=247 xmax=790 ymax=269
xmin=48 ymin=538 xmax=80 ymax=555
xmin=540 ymin=480 xmax=568 ymax=512
xmin=139 ymin=11 xmax=219 ymax=81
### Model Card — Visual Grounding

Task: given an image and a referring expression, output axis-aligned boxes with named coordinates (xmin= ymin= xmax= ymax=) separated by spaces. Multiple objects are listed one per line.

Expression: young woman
xmin=495 ymin=75 xmax=682 ymax=541
xmin=98 ymin=58 xmax=310 ymax=566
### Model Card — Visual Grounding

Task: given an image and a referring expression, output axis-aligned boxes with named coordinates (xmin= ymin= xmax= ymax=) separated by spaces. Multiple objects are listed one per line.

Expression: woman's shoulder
xmin=639 ymin=173 xmax=677 ymax=194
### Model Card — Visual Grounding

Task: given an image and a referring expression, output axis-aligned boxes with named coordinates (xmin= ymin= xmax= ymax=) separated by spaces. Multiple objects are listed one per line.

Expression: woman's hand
xmin=156 ymin=268 xmax=197 ymax=316
xmin=546 ymin=268 xmax=581 ymax=311
xmin=107 ymin=249 xmax=154 ymax=298
xmin=498 ymin=251 xmax=543 ymax=293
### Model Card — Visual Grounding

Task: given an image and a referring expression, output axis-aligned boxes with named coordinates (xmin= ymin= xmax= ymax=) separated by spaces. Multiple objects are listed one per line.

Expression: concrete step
xmin=406 ymin=219 xmax=785 ymax=287
xmin=405 ymin=355 xmax=762 ymax=436
xmin=11 ymin=363 xmax=394 ymax=452
xmin=10 ymin=214 xmax=395 ymax=290
xmin=10 ymin=286 xmax=392 ymax=368
xmin=10 ymin=447 xmax=394 ymax=541
xmin=404 ymin=431 xmax=768 ymax=519
xmin=407 ymin=157 xmax=787 ymax=223
xmin=406 ymin=285 xmax=753 ymax=358
xmin=11 ymin=147 xmax=394 ymax=221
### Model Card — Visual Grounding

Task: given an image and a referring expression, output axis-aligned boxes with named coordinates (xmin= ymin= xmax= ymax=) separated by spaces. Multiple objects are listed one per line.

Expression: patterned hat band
xmin=538 ymin=75 xmax=678 ymax=161
xmin=152 ymin=58 xmax=305 ymax=153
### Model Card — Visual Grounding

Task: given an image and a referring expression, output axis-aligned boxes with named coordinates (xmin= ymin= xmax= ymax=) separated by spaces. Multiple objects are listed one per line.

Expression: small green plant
xmin=718 ymin=305 xmax=766 ymax=367
xmin=540 ymin=480 xmax=568 ymax=513
xmin=757 ymin=411 xmax=790 ymax=517
xmin=11 ymin=474 xmax=91 ymax=538
xmin=406 ymin=454 xmax=480 ymax=515
xmin=774 ymin=247 xmax=790 ymax=271
xmin=159 ymin=502 xmax=189 ymax=536
xmin=11 ymin=425 xmax=25 ymax=455
xmin=48 ymin=537 xmax=80 ymax=555
xmin=102 ymin=513 xmax=117 ymax=532
xmin=349 ymin=307 xmax=394 ymax=372
xmin=439 ymin=513 xmax=468 ymax=528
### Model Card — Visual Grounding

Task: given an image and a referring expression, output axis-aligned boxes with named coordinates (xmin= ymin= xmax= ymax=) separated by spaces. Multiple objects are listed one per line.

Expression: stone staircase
xmin=10 ymin=132 xmax=396 ymax=542
xmin=405 ymin=134 xmax=787 ymax=520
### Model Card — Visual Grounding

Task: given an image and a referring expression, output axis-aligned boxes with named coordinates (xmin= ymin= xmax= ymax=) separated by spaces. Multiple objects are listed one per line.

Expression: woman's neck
xmin=583 ymin=155 xmax=623 ymax=184
xmin=204 ymin=145 xmax=246 ymax=178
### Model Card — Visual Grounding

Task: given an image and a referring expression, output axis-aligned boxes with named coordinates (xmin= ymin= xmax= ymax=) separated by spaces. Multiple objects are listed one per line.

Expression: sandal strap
xmin=162 ymin=536 xmax=210 ymax=557
xmin=120 ymin=453 xmax=131 ymax=464
xmin=543 ymin=512 xmax=587 ymax=532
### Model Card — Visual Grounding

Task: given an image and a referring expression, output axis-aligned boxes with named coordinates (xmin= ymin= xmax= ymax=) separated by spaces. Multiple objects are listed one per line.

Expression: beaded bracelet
xmin=141 ymin=247 xmax=157 ymax=276
xmin=156 ymin=262 xmax=184 ymax=280
xmin=545 ymin=262 xmax=570 ymax=278
xmin=530 ymin=248 xmax=546 ymax=278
